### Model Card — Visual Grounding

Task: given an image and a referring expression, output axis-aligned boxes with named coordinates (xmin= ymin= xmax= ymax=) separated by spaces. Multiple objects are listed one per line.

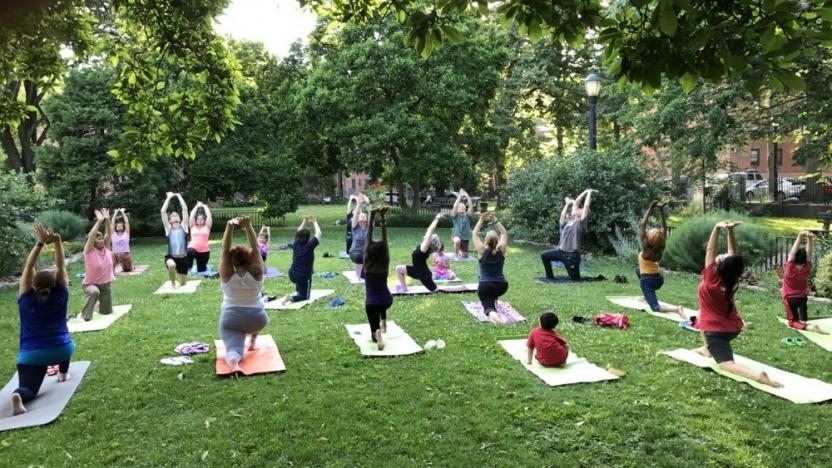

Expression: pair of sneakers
xmin=424 ymin=339 xmax=446 ymax=350
xmin=613 ymin=275 xmax=627 ymax=283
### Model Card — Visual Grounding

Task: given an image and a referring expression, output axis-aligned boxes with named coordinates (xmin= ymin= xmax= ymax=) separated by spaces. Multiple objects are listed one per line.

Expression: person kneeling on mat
xmin=472 ymin=212 xmax=509 ymax=324
xmin=161 ymin=192 xmax=190 ymax=288
xmin=782 ymin=231 xmax=828 ymax=334
xmin=111 ymin=208 xmax=133 ymax=273
xmin=395 ymin=213 xmax=445 ymax=293
xmin=81 ymin=209 xmax=115 ymax=321
xmin=349 ymin=196 xmax=370 ymax=278
xmin=540 ymin=189 xmax=602 ymax=282
xmin=218 ymin=216 xmax=268 ymax=373
xmin=526 ymin=311 xmax=569 ymax=367
xmin=637 ymin=200 xmax=688 ymax=320
xmin=695 ymin=221 xmax=781 ymax=387
xmin=451 ymin=188 xmax=474 ymax=258
xmin=187 ymin=201 xmax=213 ymax=273
xmin=285 ymin=215 xmax=321 ymax=303
xmin=12 ymin=224 xmax=75 ymax=415
xmin=364 ymin=207 xmax=393 ymax=350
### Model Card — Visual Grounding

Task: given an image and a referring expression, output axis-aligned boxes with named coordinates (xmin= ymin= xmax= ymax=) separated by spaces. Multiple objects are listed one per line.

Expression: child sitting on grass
xmin=432 ymin=243 xmax=457 ymax=281
xmin=526 ymin=311 xmax=569 ymax=367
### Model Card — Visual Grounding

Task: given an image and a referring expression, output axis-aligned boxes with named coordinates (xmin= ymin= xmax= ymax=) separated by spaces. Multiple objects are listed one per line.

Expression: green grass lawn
xmin=669 ymin=215 xmax=819 ymax=236
xmin=1 ymin=206 xmax=831 ymax=466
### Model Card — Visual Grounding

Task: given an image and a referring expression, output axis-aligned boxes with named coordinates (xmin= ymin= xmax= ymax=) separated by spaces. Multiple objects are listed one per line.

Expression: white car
xmin=746 ymin=180 xmax=802 ymax=202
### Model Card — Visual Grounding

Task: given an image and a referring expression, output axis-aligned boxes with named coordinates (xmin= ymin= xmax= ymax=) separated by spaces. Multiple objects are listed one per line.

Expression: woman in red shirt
xmin=695 ymin=221 xmax=781 ymax=387
xmin=782 ymin=232 xmax=828 ymax=334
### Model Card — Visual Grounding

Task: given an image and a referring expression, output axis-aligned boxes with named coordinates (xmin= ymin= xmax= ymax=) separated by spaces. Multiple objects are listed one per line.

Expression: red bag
xmin=593 ymin=312 xmax=630 ymax=329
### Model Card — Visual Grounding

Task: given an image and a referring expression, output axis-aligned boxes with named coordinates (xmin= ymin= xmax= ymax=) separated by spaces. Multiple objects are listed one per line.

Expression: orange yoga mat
xmin=214 ymin=334 xmax=286 ymax=376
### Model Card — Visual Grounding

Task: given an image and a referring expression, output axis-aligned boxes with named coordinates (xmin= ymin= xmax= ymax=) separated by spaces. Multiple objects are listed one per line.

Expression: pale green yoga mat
xmin=264 ymin=289 xmax=334 ymax=310
xmin=0 ymin=361 xmax=90 ymax=432
xmin=345 ymin=321 xmax=423 ymax=356
xmin=662 ymin=348 xmax=832 ymax=404
xmin=499 ymin=339 xmax=619 ymax=386
xmin=778 ymin=317 xmax=832 ymax=352
xmin=606 ymin=296 xmax=698 ymax=323
xmin=68 ymin=305 xmax=132 ymax=333
xmin=154 ymin=280 xmax=201 ymax=295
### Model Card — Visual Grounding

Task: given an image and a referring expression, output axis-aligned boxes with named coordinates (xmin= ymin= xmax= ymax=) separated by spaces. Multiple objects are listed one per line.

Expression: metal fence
xmin=748 ymin=234 xmax=831 ymax=274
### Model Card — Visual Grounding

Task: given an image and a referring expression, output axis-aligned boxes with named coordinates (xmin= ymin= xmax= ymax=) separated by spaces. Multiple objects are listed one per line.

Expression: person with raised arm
xmin=218 ymin=216 xmax=268 ymax=373
xmin=637 ymin=201 xmax=687 ymax=319
xmin=11 ymin=224 xmax=75 ymax=416
xmin=451 ymin=188 xmax=474 ymax=258
xmin=161 ymin=192 xmax=190 ymax=288
xmin=258 ymin=226 xmax=271 ymax=262
xmin=472 ymin=212 xmax=509 ymax=324
xmin=187 ymin=201 xmax=213 ymax=273
xmin=110 ymin=208 xmax=133 ymax=273
xmin=782 ymin=231 xmax=827 ymax=334
xmin=395 ymin=213 xmax=445 ymax=293
xmin=695 ymin=221 xmax=781 ymax=387
xmin=285 ymin=215 xmax=322 ymax=303
xmin=345 ymin=194 xmax=360 ymax=252
xmin=363 ymin=207 xmax=393 ymax=350
xmin=348 ymin=194 xmax=370 ymax=277
xmin=81 ymin=208 xmax=114 ymax=321
xmin=540 ymin=189 xmax=600 ymax=281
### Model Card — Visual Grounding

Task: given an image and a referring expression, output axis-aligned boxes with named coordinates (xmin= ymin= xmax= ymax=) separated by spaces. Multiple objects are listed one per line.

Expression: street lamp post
xmin=585 ymin=74 xmax=602 ymax=151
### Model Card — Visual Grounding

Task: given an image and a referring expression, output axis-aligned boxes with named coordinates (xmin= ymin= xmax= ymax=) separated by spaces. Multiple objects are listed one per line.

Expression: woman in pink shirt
xmin=111 ymin=208 xmax=132 ymax=273
xmin=187 ymin=201 xmax=213 ymax=273
xmin=81 ymin=209 xmax=115 ymax=321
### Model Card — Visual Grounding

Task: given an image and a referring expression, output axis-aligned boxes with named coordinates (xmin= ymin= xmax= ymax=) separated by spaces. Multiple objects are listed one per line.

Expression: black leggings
xmin=365 ymin=304 xmax=391 ymax=341
xmin=478 ymin=281 xmax=509 ymax=314
xmin=541 ymin=248 xmax=581 ymax=280
xmin=188 ymin=248 xmax=210 ymax=272
xmin=784 ymin=296 xmax=808 ymax=323
xmin=14 ymin=360 xmax=70 ymax=403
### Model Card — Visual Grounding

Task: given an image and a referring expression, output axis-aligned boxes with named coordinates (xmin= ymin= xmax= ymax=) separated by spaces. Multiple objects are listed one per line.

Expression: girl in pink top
xmin=431 ymin=244 xmax=456 ymax=281
xmin=111 ymin=208 xmax=133 ymax=273
xmin=187 ymin=201 xmax=213 ymax=273
xmin=782 ymin=232 xmax=828 ymax=334
xmin=81 ymin=209 xmax=115 ymax=321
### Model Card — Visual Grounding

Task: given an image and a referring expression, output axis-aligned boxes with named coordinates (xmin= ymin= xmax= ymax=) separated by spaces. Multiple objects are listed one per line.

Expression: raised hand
xmin=100 ymin=208 xmax=111 ymax=219
xmin=166 ymin=192 xmax=174 ymax=199
xmin=238 ymin=216 xmax=252 ymax=228
xmin=95 ymin=209 xmax=105 ymax=221
xmin=564 ymin=197 xmax=573 ymax=205
xmin=228 ymin=217 xmax=240 ymax=226
xmin=725 ymin=221 xmax=743 ymax=229
xmin=33 ymin=223 xmax=49 ymax=244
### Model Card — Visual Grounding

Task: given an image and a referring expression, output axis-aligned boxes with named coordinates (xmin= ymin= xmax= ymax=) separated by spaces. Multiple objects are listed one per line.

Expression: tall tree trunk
xmin=556 ymin=126 xmax=564 ymax=154
xmin=2 ymin=79 xmax=46 ymax=176
xmin=495 ymin=159 xmax=506 ymax=209
xmin=613 ymin=120 xmax=621 ymax=141
xmin=768 ymin=141 xmax=779 ymax=203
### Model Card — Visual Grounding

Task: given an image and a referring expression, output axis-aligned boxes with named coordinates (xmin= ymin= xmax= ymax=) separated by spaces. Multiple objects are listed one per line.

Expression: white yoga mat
xmin=344 ymin=321 xmax=423 ymax=357
xmin=342 ymin=270 xmax=364 ymax=284
xmin=606 ymin=296 xmax=698 ymax=323
xmin=68 ymin=305 xmax=132 ymax=333
xmin=662 ymin=348 xmax=832 ymax=404
xmin=499 ymin=340 xmax=619 ymax=386
xmin=0 ymin=361 xmax=91 ymax=432
xmin=264 ymin=289 xmax=335 ymax=310
xmin=778 ymin=317 xmax=832 ymax=352
xmin=154 ymin=280 xmax=201 ymax=295
xmin=391 ymin=283 xmax=479 ymax=296
xmin=115 ymin=264 xmax=148 ymax=276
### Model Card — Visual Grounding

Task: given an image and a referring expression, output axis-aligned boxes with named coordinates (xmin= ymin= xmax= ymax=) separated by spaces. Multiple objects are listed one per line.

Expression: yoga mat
xmin=68 ymin=305 xmax=132 ymax=333
xmin=778 ymin=317 xmax=832 ymax=352
xmin=536 ymin=276 xmax=605 ymax=284
xmin=215 ymin=335 xmax=285 ymax=376
xmin=606 ymin=296 xmax=698 ymax=323
xmin=344 ymin=321 xmax=423 ymax=357
xmin=662 ymin=348 xmax=832 ymax=404
xmin=550 ymin=261 xmax=591 ymax=270
xmin=338 ymin=251 xmax=350 ymax=259
xmin=264 ymin=267 xmax=283 ymax=278
xmin=808 ymin=296 xmax=832 ymax=304
xmin=499 ymin=340 xmax=618 ymax=386
xmin=462 ymin=301 xmax=526 ymax=324
xmin=342 ymin=270 xmax=364 ymax=284
xmin=115 ymin=264 xmax=148 ymax=276
xmin=264 ymin=289 xmax=335 ymax=310
xmin=154 ymin=280 xmax=201 ymax=295
xmin=0 ymin=361 xmax=91 ymax=432
xmin=391 ymin=283 xmax=479 ymax=296
xmin=394 ymin=274 xmax=463 ymax=286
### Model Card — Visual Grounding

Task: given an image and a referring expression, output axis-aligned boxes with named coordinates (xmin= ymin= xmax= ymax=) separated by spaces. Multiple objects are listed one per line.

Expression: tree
xmin=308 ymin=0 xmax=832 ymax=94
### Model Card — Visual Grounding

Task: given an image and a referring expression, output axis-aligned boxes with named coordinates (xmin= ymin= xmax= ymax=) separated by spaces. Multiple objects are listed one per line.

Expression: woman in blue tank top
xmin=472 ymin=212 xmax=509 ymax=324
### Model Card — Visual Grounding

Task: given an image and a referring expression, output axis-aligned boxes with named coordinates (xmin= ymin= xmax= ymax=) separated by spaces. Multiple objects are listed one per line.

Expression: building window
xmin=750 ymin=149 xmax=760 ymax=166
xmin=776 ymin=148 xmax=783 ymax=166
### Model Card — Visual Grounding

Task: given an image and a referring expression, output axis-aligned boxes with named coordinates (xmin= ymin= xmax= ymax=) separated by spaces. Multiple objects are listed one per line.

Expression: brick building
xmin=718 ymin=137 xmax=812 ymax=177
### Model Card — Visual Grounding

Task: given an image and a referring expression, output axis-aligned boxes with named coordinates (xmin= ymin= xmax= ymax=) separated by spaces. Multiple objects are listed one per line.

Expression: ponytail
xmin=485 ymin=231 xmax=499 ymax=254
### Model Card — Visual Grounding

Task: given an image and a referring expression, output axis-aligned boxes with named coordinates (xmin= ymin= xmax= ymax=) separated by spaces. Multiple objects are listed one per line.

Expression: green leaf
xmin=155 ymin=81 xmax=165 ymax=90
xmin=128 ymin=72 xmax=136 ymax=86
xmin=775 ymin=70 xmax=805 ymax=91
xmin=760 ymin=28 xmax=778 ymax=53
xmin=679 ymin=72 xmax=697 ymax=93
xmin=659 ymin=0 xmax=677 ymax=37
xmin=440 ymin=25 xmax=465 ymax=44
xmin=106 ymin=149 xmax=120 ymax=159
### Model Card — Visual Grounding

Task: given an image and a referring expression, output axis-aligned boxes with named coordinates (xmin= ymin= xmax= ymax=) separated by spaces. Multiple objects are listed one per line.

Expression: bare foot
xmin=694 ymin=346 xmax=711 ymax=358
xmin=488 ymin=312 xmax=504 ymax=324
xmin=758 ymin=371 xmax=783 ymax=388
xmin=676 ymin=305 xmax=688 ymax=321
xmin=248 ymin=334 xmax=259 ymax=351
xmin=808 ymin=324 xmax=829 ymax=335
xmin=58 ymin=372 xmax=70 ymax=382
xmin=11 ymin=393 xmax=26 ymax=415
xmin=226 ymin=357 xmax=242 ymax=374
xmin=375 ymin=329 xmax=384 ymax=351
xmin=380 ymin=320 xmax=387 ymax=334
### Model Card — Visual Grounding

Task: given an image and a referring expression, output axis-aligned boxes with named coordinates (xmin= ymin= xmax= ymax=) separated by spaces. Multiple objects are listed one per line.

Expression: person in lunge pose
xmin=218 ymin=217 xmax=267 ymax=373
xmin=81 ymin=209 xmax=114 ymax=321
xmin=394 ymin=213 xmax=445 ymax=293
xmin=540 ymin=189 xmax=601 ymax=281
xmin=161 ymin=192 xmax=190 ymax=288
xmin=472 ymin=212 xmax=509 ymax=324
xmin=284 ymin=215 xmax=321 ymax=303
xmin=11 ymin=224 xmax=75 ymax=415
xmin=111 ymin=208 xmax=133 ymax=273
xmin=637 ymin=200 xmax=688 ymax=320
xmin=363 ymin=207 xmax=393 ymax=350
xmin=451 ymin=188 xmax=474 ymax=258
xmin=349 ymin=195 xmax=371 ymax=278
xmin=695 ymin=221 xmax=781 ymax=387
xmin=782 ymin=231 xmax=827 ymax=334
xmin=187 ymin=201 xmax=213 ymax=273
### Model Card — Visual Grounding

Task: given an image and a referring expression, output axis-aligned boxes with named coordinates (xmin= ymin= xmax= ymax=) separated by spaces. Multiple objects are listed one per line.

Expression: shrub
xmin=37 ymin=210 xmax=88 ymax=241
xmin=0 ymin=172 xmax=50 ymax=276
xmin=607 ymin=216 xmax=640 ymax=265
xmin=506 ymin=142 xmax=661 ymax=249
xmin=662 ymin=211 xmax=774 ymax=273
xmin=814 ymin=250 xmax=832 ymax=298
